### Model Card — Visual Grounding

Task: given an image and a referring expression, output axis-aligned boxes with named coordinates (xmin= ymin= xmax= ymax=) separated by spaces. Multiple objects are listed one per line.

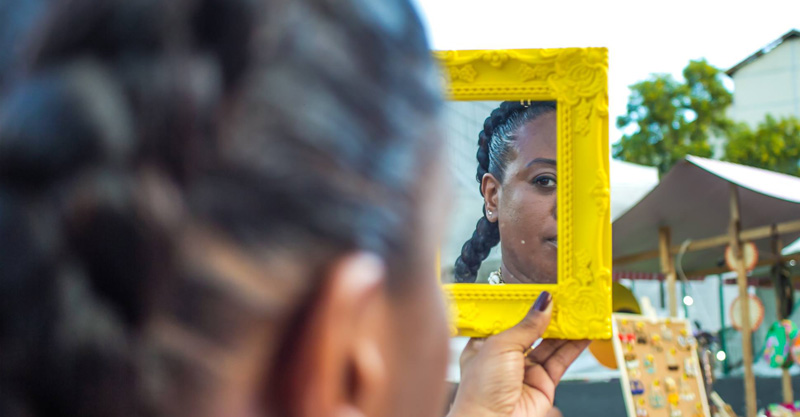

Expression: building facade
xmin=726 ymin=30 xmax=800 ymax=128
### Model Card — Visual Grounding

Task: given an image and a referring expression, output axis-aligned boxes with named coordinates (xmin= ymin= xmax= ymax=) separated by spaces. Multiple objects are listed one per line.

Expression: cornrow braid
xmin=453 ymin=101 xmax=556 ymax=283
xmin=0 ymin=0 xmax=442 ymax=415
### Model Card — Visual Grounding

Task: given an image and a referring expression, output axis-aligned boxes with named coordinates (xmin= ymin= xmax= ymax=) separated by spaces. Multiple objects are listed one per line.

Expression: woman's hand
xmin=448 ymin=291 xmax=590 ymax=417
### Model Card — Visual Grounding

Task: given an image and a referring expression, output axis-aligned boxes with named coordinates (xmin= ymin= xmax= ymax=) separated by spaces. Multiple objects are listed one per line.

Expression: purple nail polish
xmin=534 ymin=291 xmax=552 ymax=311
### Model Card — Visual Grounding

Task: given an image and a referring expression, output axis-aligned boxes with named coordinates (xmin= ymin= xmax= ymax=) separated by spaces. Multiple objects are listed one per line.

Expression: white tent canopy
xmin=610 ymin=159 xmax=659 ymax=221
xmin=613 ymin=155 xmax=800 ymax=274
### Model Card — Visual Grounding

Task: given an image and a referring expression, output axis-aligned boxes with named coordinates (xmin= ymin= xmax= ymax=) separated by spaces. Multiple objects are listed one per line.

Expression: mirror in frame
xmin=434 ymin=48 xmax=612 ymax=340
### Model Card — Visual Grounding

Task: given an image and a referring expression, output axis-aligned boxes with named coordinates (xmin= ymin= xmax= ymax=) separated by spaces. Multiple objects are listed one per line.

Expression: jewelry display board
xmin=612 ymin=313 xmax=711 ymax=417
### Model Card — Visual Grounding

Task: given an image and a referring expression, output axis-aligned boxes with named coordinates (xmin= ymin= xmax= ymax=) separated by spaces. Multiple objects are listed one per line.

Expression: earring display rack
xmin=612 ymin=313 xmax=711 ymax=417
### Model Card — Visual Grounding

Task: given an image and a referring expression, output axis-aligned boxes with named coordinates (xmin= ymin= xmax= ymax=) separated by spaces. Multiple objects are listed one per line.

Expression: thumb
xmin=491 ymin=291 xmax=553 ymax=351
xmin=459 ymin=337 xmax=486 ymax=369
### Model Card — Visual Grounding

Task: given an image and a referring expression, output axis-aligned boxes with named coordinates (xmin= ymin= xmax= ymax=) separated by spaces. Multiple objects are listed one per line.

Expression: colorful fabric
xmin=764 ymin=320 xmax=799 ymax=369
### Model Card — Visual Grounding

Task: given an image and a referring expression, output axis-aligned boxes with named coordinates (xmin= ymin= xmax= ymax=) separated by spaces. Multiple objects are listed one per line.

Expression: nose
xmin=551 ymin=196 xmax=557 ymax=220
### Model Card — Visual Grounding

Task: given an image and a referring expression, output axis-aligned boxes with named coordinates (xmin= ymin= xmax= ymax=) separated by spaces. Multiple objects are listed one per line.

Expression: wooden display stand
xmin=613 ymin=314 xmax=711 ymax=417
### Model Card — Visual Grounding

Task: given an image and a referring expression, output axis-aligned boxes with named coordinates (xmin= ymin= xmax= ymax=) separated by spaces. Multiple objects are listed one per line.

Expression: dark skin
xmin=450 ymin=309 xmax=590 ymax=417
xmin=481 ymin=111 xmax=558 ymax=284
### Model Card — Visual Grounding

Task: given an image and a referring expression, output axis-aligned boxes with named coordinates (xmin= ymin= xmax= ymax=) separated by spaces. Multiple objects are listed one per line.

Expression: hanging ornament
xmin=651 ymin=333 xmax=663 ymax=353
xmin=630 ymin=379 xmax=645 ymax=396
xmin=763 ymin=319 xmax=798 ymax=369
xmin=724 ymin=241 xmax=758 ymax=272
xmin=661 ymin=323 xmax=674 ymax=342
xmin=679 ymin=375 xmax=696 ymax=401
xmin=792 ymin=333 xmax=800 ymax=366
xmin=644 ymin=354 xmax=656 ymax=374
xmin=664 ymin=377 xmax=679 ymax=407
xmin=635 ymin=398 xmax=649 ymax=417
xmin=666 ymin=348 xmax=680 ymax=371
xmin=730 ymin=294 xmax=765 ymax=332
xmin=635 ymin=321 xmax=648 ymax=344
xmin=684 ymin=358 xmax=696 ymax=377
xmin=650 ymin=380 xmax=665 ymax=408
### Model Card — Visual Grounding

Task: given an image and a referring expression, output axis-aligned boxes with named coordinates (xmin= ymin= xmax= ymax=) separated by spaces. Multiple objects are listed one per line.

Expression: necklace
xmin=488 ymin=268 xmax=504 ymax=285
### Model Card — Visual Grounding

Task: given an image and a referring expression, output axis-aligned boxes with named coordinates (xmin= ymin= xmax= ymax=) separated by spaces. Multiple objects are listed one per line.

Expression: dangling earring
xmin=487 ymin=209 xmax=493 ymax=218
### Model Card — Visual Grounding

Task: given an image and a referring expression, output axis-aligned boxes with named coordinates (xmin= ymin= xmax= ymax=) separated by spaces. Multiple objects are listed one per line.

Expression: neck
xmin=499 ymin=261 xmax=530 ymax=284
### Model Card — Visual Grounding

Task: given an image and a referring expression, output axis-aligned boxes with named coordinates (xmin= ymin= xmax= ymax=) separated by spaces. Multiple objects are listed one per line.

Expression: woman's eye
xmin=534 ymin=176 xmax=556 ymax=188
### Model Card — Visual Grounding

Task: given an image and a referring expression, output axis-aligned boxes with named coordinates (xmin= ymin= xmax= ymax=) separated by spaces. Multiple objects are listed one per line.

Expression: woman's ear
xmin=279 ymin=253 xmax=390 ymax=417
xmin=481 ymin=173 xmax=501 ymax=222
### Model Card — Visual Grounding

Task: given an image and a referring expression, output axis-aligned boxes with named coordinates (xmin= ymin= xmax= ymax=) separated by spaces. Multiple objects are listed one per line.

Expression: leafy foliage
xmin=724 ymin=115 xmax=800 ymax=176
xmin=615 ymin=58 xmax=800 ymax=177
xmin=614 ymin=59 xmax=732 ymax=176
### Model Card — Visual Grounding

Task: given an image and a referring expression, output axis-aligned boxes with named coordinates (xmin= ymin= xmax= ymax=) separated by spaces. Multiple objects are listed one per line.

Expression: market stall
xmin=612 ymin=156 xmax=800 ymax=417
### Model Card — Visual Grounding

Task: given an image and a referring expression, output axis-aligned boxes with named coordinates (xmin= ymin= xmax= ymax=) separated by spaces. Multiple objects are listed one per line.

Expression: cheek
xmin=499 ymin=189 xmax=552 ymax=236
xmin=523 ymin=193 xmax=555 ymax=226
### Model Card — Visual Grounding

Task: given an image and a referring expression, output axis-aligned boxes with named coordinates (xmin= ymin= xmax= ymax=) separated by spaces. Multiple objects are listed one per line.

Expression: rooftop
xmin=726 ymin=29 xmax=800 ymax=77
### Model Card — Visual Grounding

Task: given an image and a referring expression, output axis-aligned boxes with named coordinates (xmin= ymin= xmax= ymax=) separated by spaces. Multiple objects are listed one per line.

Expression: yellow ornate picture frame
xmin=436 ymin=48 xmax=611 ymax=339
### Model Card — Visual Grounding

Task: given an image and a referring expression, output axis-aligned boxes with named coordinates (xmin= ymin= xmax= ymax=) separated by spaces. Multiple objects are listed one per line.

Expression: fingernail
xmin=533 ymin=291 xmax=552 ymax=312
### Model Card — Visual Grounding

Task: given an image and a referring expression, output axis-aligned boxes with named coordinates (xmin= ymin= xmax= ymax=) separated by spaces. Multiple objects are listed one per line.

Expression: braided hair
xmin=453 ymin=101 xmax=556 ymax=283
xmin=0 ymin=0 xmax=441 ymax=416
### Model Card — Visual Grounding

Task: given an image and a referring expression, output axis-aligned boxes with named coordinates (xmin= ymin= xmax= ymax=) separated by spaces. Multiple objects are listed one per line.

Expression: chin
xmin=541 ymin=263 xmax=558 ymax=283
xmin=535 ymin=272 xmax=557 ymax=284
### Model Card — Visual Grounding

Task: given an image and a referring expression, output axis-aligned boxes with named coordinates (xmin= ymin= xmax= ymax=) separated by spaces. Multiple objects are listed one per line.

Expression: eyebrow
xmin=525 ymin=158 xmax=556 ymax=168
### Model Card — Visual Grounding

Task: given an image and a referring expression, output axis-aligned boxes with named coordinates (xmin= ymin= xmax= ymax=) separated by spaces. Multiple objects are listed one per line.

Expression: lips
xmin=545 ymin=237 xmax=558 ymax=248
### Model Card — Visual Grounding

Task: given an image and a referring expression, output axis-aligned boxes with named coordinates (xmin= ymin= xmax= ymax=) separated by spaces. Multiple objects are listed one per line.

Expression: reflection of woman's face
xmin=489 ymin=112 xmax=557 ymax=284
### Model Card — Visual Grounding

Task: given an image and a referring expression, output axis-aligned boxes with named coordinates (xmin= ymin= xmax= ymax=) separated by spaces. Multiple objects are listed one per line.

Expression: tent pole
xmin=659 ymin=226 xmax=677 ymax=317
xmin=718 ymin=274 xmax=729 ymax=375
xmin=729 ymin=184 xmax=756 ymax=417
xmin=771 ymin=225 xmax=793 ymax=404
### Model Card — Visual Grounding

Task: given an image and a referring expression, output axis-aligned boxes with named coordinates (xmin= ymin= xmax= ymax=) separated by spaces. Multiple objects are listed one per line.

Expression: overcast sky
xmin=412 ymin=0 xmax=800 ymax=143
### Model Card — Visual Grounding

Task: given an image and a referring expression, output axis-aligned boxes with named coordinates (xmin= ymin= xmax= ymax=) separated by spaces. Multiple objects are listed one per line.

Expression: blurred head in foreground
xmin=0 ymin=1 xmax=448 ymax=416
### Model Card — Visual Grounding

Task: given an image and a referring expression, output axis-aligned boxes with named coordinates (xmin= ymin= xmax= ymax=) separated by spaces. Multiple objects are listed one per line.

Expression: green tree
xmin=724 ymin=115 xmax=800 ymax=176
xmin=614 ymin=59 xmax=732 ymax=176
